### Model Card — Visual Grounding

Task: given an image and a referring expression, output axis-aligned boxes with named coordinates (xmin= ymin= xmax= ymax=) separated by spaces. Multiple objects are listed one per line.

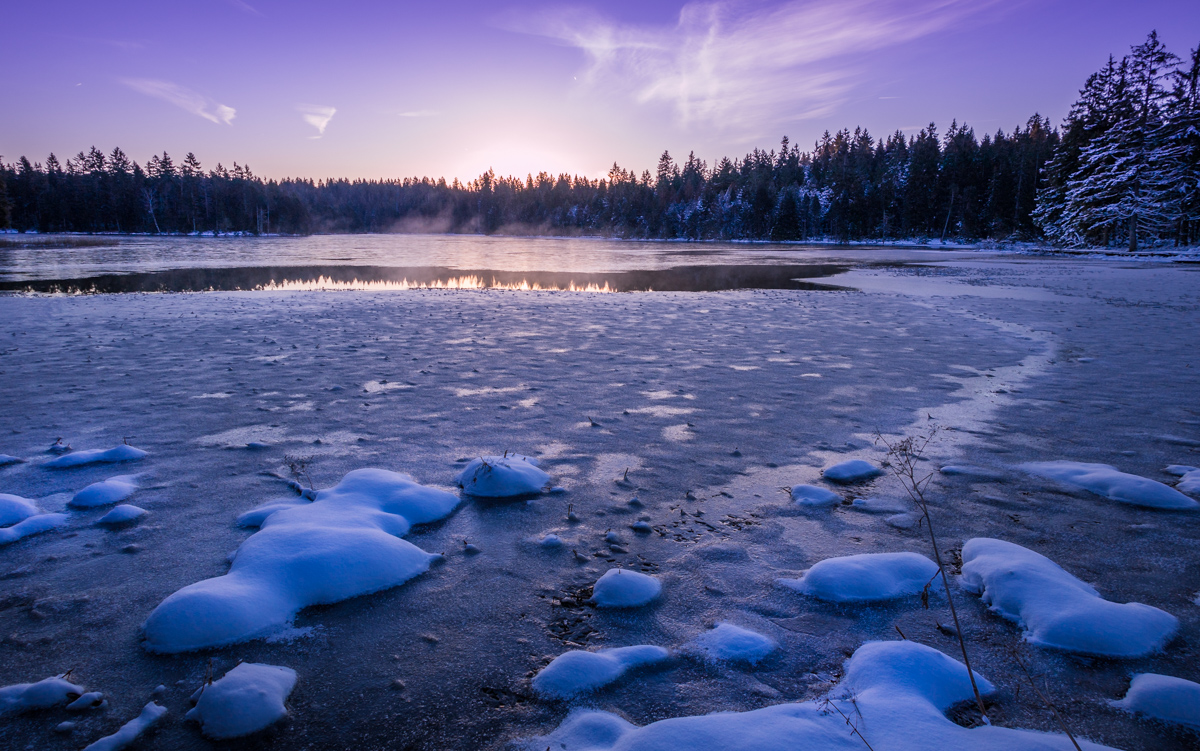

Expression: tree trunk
xmin=1129 ymin=214 xmax=1138 ymax=252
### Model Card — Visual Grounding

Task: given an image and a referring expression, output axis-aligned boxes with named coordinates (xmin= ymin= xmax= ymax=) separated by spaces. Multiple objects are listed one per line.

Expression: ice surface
xmin=961 ymin=538 xmax=1178 ymax=657
xmin=0 ymin=493 xmax=40 ymax=526
xmin=82 ymin=701 xmax=167 ymax=751
xmin=69 ymin=474 xmax=139 ymax=508
xmin=1112 ymin=673 xmax=1200 ymax=731
xmin=0 ymin=512 xmax=69 ymax=545
xmin=1021 ymin=461 xmax=1198 ymax=510
xmin=590 ymin=568 xmax=662 ymax=608
xmin=97 ymin=505 xmax=148 ymax=525
xmin=0 ymin=675 xmax=85 ymax=716
xmin=939 ymin=465 xmax=1005 ymax=480
xmin=520 ymin=640 xmax=1113 ymax=751
xmin=778 ymin=552 xmax=939 ymax=603
xmin=142 ymin=468 xmax=458 ymax=652
xmin=789 ymin=484 xmax=840 ymax=507
xmin=821 ymin=459 xmax=883 ymax=484
xmin=454 ymin=455 xmax=550 ymax=498
xmin=43 ymin=444 xmax=148 ymax=469
xmin=688 ymin=623 xmax=778 ymax=665
xmin=185 ymin=662 xmax=297 ymax=739
xmin=532 ymin=645 xmax=669 ymax=699
xmin=849 ymin=496 xmax=909 ymax=514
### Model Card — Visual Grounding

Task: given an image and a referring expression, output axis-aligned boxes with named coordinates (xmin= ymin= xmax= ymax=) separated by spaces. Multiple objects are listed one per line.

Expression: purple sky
xmin=3 ymin=0 xmax=1197 ymax=181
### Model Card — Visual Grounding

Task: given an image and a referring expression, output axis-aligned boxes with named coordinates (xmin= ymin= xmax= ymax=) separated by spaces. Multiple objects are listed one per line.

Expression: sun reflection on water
xmin=256 ymin=275 xmax=616 ymax=292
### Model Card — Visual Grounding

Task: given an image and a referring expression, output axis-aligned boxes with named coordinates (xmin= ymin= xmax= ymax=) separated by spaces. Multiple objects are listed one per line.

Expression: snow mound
xmin=67 ymin=692 xmax=106 ymax=711
xmin=70 ymin=475 xmax=139 ymax=508
xmin=0 ymin=675 xmax=85 ymax=717
xmin=532 ymin=646 xmax=669 ymax=699
xmin=0 ymin=493 xmax=40 ymax=526
xmin=520 ymin=640 xmax=1115 ymax=751
xmin=1021 ymin=461 xmax=1197 ymax=510
xmin=82 ymin=701 xmax=167 ymax=751
xmin=1112 ymin=673 xmax=1200 ymax=731
xmin=961 ymin=538 xmax=1178 ymax=657
xmin=0 ymin=512 xmax=68 ymax=545
xmin=97 ymin=505 xmax=148 ymax=525
xmin=44 ymin=444 xmax=148 ymax=469
xmin=142 ymin=468 xmax=459 ymax=652
xmin=778 ymin=552 xmax=939 ymax=603
xmin=1171 ymin=467 xmax=1200 ymax=496
xmin=790 ymin=484 xmax=840 ymax=507
xmin=454 ymin=455 xmax=550 ymax=497
xmin=236 ymin=498 xmax=310 ymax=528
xmin=822 ymin=459 xmax=883 ymax=484
xmin=689 ymin=623 xmax=778 ymax=665
xmin=590 ymin=569 xmax=662 ymax=608
xmin=0 ymin=454 xmax=24 ymax=467
xmin=186 ymin=663 xmax=297 ymax=739
xmin=539 ymin=533 xmax=564 ymax=548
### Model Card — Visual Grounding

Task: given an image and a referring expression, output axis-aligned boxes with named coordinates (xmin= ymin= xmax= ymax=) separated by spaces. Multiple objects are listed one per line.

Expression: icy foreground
xmin=186 ymin=663 xmax=297 ymax=738
xmin=960 ymin=538 xmax=1178 ymax=657
xmin=519 ymin=640 xmax=1109 ymax=751
xmin=142 ymin=468 xmax=458 ymax=652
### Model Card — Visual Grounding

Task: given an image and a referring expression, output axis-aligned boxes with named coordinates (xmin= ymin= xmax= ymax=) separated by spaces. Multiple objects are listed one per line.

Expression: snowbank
xmin=590 ymin=569 xmax=662 ymax=608
xmin=186 ymin=663 xmax=298 ymax=739
xmin=454 ymin=455 xmax=550 ymax=497
xmin=789 ymin=484 xmax=840 ymax=507
xmin=1112 ymin=673 xmax=1200 ymax=731
xmin=1022 ymin=461 xmax=1198 ymax=510
xmin=97 ymin=505 xmax=147 ymax=525
xmin=519 ymin=640 xmax=1114 ymax=751
xmin=779 ymin=552 xmax=938 ymax=603
xmin=82 ymin=701 xmax=167 ymax=751
xmin=0 ymin=454 xmax=24 ymax=467
xmin=0 ymin=675 xmax=85 ymax=717
xmin=0 ymin=493 xmax=40 ymax=526
xmin=961 ymin=538 xmax=1178 ymax=657
xmin=688 ymin=623 xmax=778 ymax=665
xmin=532 ymin=646 xmax=669 ymax=699
xmin=0 ymin=512 xmax=68 ymax=545
xmin=44 ymin=444 xmax=148 ymax=469
xmin=821 ymin=460 xmax=883 ymax=484
xmin=70 ymin=475 xmax=139 ymax=508
xmin=142 ymin=468 xmax=459 ymax=652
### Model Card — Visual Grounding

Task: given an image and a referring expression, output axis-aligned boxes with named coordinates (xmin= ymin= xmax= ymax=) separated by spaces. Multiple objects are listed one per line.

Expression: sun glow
xmin=256 ymin=275 xmax=616 ymax=293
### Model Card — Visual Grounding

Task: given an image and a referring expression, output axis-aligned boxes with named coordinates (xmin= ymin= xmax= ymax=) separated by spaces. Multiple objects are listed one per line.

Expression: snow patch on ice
xmin=97 ymin=505 xmax=148 ymax=525
xmin=186 ymin=662 xmax=297 ymax=739
xmin=363 ymin=380 xmax=411 ymax=393
xmin=82 ymin=701 xmax=167 ymax=751
xmin=688 ymin=623 xmax=778 ymax=665
xmin=961 ymin=538 xmax=1178 ymax=657
xmin=822 ymin=459 xmax=883 ymax=484
xmin=44 ymin=444 xmax=147 ymax=469
xmin=0 ymin=512 xmax=69 ymax=545
xmin=236 ymin=498 xmax=310 ymax=528
xmin=778 ymin=552 xmax=939 ymax=603
xmin=454 ymin=455 xmax=550 ymax=498
xmin=590 ymin=569 xmax=662 ymax=608
xmin=532 ymin=646 xmax=669 ymax=699
xmin=0 ymin=454 xmax=24 ymax=467
xmin=789 ymin=484 xmax=840 ymax=507
xmin=142 ymin=468 xmax=459 ymax=653
xmin=0 ymin=675 xmax=85 ymax=717
xmin=849 ymin=496 xmax=909 ymax=514
xmin=1022 ymin=461 xmax=1197 ymax=509
xmin=70 ymin=474 xmax=139 ymax=508
xmin=0 ymin=493 xmax=40 ymax=526
xmin=626 ymin=406 xmax=696 ymax=417
xmin=1112 ymin=673 xmax=1200 ymax=731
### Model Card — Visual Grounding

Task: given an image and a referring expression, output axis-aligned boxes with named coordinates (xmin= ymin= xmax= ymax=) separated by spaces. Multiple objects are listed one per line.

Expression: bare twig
xmin=819 ymin=695 xmax=876 ymax=751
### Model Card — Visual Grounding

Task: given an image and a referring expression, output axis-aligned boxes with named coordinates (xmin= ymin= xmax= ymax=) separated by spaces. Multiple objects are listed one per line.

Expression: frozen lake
xmin=0 ymin=236 xmax=1198 ymax=750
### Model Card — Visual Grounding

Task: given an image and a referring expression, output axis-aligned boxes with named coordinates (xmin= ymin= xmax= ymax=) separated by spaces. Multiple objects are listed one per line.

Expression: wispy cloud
xmin=399 ymin=109 xmax=438 ymax=118
xmin=226 ymin=0 xmax=264 ymax=17
xmin=298 ymin=104 xmax=336 ymax=137
xmin=513 ymin=0 xmax=993 ymax=132
xmin=122 ymin=79 xmax=236 ymax=124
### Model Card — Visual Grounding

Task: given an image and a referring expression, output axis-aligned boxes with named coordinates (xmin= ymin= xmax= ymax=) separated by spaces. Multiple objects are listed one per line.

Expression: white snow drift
xmin=1166 ymin=465 xmax=1200 ymax=496
xmin=520 ymin=640 xmax=1113 ymax=751
xmin=590 ymin=569 xmax=662 ymax=608
xmin=44 ymin=444 xmax=147 ymax=469
xmin=454 ymin=454 xmax=550 ymax=497
xmin=0 ymin=454 xmax=23 ymax=467
xmin=0 ymin=506 xmax=68 ymax=546
xmin=236 ymin=498 xmax=309 ymax=528
xmin=821 ymin=459 xmax=883 ymax=484
xmin=1112 ymin=673 xmax=1200 ymax=731
xmin=1022 ymin=461 xmax=1198 ymax=510
xmin=779 ymin=552 xmax=939 ymax=603
xmin=0 ymin=675 xmax=85 ymax=717
xmin=186 ymin=663 xmax=298 ymax=739
xmin=961 ymin=538 xmax=1178 ymax=657
xmin=532 ymin=646 xmax=669 ymax=699
xmin=142 ymin=468 xmax=459 ymax=652
xmin=789 ymin=484 xmax=840 ymax=507
xmin=688 ymin=623 xmax=778 ymax=665
xmin=70 ymin=475 xmax=139 ymax=508
xmin=0 ymin=493 xmax=40 ymax=526
xmin=82 ymin=701 xmax=167 ymax=751
xmin=97 ymin=505 xmax=148 ymax=525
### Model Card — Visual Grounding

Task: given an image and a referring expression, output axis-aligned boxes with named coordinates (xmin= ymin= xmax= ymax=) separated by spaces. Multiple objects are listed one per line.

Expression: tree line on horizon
xmin=1 ymin=33 xmax=1196 ymax=249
